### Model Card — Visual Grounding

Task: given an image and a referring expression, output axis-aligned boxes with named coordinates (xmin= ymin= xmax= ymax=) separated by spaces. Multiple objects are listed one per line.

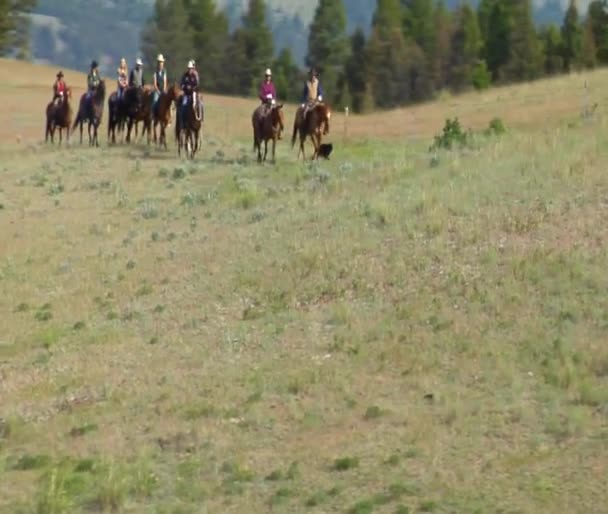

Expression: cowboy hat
xmin=187 ymin=60 xmax=195 ymax=68
xmin=265 ymin=68 xmax=272 ymax=76
xmin=91 ymin=60 xmax=98 ymax=69
xmin=57 ymin=70 xmax=64 ymax=78
xmin=156 ymin=54 xmax=165 ymax=62
xmin=136 ymin=58 xmax=143 ymax=66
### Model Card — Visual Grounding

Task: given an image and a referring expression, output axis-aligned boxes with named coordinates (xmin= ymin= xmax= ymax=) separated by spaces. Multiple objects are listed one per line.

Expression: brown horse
xmin=73 ymin=80 xmax=106 ymax=146
xmin=45 ymin=87 xmax=72 ymax=144
xmin=153 ymin=82 xmax=180 ymax=149
xmin=291 ymin=102 xmax=331 ymax=160
xmin=252 ymin=103 xmax=284 ymax=163
xmin=175 ymin=92 xmax=203 ymax=159
xmin=123 ymin=86 xmax=153 ymax=144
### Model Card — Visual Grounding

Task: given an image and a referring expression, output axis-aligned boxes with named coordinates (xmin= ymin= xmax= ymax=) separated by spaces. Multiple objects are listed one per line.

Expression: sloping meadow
xmin=1 ymin=117 xmax=607 ymax=513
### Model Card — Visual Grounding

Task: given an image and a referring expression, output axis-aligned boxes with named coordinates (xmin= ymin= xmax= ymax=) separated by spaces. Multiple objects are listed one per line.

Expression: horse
xmin=291 ymin=102 xmax=331 ymax=160
xmin=45 ymin=87 xmax=73 ymax=144
xmin=153 ymin=82 xmax=180 ymax=149
xmin=73 ymin=80 xmax=106 ymax=147
xmin=252 ymin=102 xmax=284 ymax=163
xmin=123 ymin=86 xmax=153 ymax=144
xmin=107 ymin=91 xmax=129 ymax=144
xmin=175 ymin=92 xmax=203 ymax=159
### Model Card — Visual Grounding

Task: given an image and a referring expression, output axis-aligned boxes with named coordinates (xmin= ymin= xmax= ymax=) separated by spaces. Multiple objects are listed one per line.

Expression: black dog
xmin=318 ymin=143 xmax=333 ymax=159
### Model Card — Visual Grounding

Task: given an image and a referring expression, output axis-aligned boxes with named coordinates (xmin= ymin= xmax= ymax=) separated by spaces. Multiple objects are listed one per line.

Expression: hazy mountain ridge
xmin=30 ymin=0 xmax=574 ymax=74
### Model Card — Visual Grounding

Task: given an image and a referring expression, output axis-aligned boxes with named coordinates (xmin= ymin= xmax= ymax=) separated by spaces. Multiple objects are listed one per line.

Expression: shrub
xmin=430 ymin=118 xmax=470 ymax=151
xmin=472 ymin=60 xmax=492 ymax=91
xmin=486 ymin=117 xmax=506 ymax=136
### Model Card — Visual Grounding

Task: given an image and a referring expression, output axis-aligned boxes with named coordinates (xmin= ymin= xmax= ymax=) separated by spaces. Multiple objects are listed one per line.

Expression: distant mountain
xmin=29 ymin=0 xmax=582 ymax=75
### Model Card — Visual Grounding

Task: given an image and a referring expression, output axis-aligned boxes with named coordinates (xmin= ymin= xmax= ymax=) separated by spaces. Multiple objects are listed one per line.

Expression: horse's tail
xmin=72 ymin=111 xmax=80 ymax=131
xmin=291 ymin=115 xmax=298 ymax=148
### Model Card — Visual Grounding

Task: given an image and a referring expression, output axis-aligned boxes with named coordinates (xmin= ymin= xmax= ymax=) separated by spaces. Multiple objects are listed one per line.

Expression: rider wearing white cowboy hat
xmin=153 ymin=53 xmax=168 ymax=114
xmin=180 ymin=59 xmax=200 ymax=109
xmin=129 ymin=57 xmax=145 ymax=89
xmin=259 ymin=67 xmax=277 ymax=106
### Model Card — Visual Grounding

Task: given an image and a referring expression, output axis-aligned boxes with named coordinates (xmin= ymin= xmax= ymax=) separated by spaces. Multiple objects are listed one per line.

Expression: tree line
xmin=142 ymin=0 xmax=608 ymax=112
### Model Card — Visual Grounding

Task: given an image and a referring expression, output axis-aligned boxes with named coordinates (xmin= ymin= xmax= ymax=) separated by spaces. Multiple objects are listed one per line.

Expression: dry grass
xmin=1 ymin=59 xmax=607 ymax=513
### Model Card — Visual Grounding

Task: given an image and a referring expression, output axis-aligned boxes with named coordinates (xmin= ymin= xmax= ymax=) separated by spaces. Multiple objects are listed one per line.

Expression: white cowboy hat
xmin=187 ymin=60 xmax=195 ymax=68
xmin=136 ymin=58 xmax=143 ymax=66
xmin=265 ymin=68 xmax=272 ymax=76
xmin=156 ymin=54 xmax=165 ymax=62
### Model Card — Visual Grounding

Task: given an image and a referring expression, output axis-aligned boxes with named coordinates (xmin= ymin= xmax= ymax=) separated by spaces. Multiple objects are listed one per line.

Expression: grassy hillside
xmin=1 ymin=60 xmax=608 ymax=514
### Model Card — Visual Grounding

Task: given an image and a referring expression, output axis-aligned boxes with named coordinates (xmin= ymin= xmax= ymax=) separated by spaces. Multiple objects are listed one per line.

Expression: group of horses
xmin=45 ymin=80 xmax=332 ymax=162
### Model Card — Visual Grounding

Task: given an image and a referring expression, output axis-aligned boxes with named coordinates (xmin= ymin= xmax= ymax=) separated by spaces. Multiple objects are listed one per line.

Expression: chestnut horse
xmin=153 ymin=82 xmax=180 ymax=149
xmin=291 ymin=102 xmax=331 ymax=160
xmin=45 ymin=87 xmax=72 ymax=144
xmin=252 ymin=103 xmax=284 ymax=163
xmin=73 ymin=80 xmax=106 ymax=147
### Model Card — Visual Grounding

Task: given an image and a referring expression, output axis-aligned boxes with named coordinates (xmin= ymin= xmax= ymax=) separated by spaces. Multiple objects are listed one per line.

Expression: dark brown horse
xmin=73 ymin=80 xmax=106 ymax=146
xmin=107 ymin=91 xmax=128 ymax=144
xmin=175 ymin=92 xmax=203 ymax=159
xmin=153 ymin=82 xmax=180 ymax=149
xmin=291 ymin=102 xmax=331 ymax=160
xmin=252 ymin=103 xmax=284 ymax=163
xmin=124 ymin=86 xmax=153 ymax=144
xmin=45 ymin=87 xmax=72 ymax=144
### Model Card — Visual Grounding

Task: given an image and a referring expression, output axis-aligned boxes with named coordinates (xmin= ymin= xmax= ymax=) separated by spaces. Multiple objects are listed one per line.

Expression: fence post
xmin=344 ymin=106 xmax=349 ymax=143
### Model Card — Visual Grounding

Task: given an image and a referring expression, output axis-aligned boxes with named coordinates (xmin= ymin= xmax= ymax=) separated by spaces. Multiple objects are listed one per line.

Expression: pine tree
xmin=484 ymin=1 xmax=511 ymax=81
xmin=581 ymin=17 xmax=597 ymax=68
xmin=540 ymin=24 xmax=564 ymax=74
xmin=432 ymin=1 xmax=452 ymax=92
xmin=448 ymin=3 xmax=482 ymax=92
xmin=186 ymin=0 xmax=229 ymax=90
xmin=367 ymin=0 xmax=410 ymax=108
xmin=587 ymin=1 xmax=608 ymax=64
xmin=403 ymin=0 xmax=435 ymax=58
xmin=344 ymin=27 xmax=368 ymax=112
xmin=225 ymin=0 xmax=274 ymax=96
xmin=272 ymin=47 xmax=302 ymax=102
xmin=306 ymin=0 xmax=350 ymax=105
xmin=142 ymin=0 xmax=193 ymax=82
xmin=561 ymin=0 xmax=583 ymax=72
xmin=502 ymin=0 xmax=542 ymax=82
xmin=402 ymin=0 xmax=436 ymax=95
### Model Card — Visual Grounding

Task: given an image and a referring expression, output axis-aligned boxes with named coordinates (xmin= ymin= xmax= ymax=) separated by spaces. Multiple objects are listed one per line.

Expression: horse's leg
xmin=263 ymin=139 xmax=268 ymax=163
xmin=79 ymin=121 xmax=83 ymax=145
xmin=272 ymin=137 xmax=276 ymax=164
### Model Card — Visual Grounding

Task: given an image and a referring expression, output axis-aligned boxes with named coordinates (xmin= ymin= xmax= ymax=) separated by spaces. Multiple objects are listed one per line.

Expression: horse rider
xmin=86 ymin=60 xmax=101 ymax=104
xmin=129 ymin=57 xmax=145 ymax=89
xmin=300 ymin=67 xmax=324 ymax=119
xmin=259 ymin=68 xmax=277 ymax=111
xmin=116 ymin=58 xmax=128 ymax=100
xmin=180 ymin=60 xmax=201 ymax=118
xmin=52 ymin=70 xmax=67 ymax=106
xmin=152 ymin=54 xmax=168 ymax=118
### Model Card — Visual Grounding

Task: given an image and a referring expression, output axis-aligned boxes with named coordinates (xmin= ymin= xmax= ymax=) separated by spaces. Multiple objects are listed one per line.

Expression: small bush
xmin=486 ymin=117 xmax=506 ymax=136
xmin=364 ymin=406 xmax=384 ymax=420
xmin=13 ymin=453 xmax=51 ymax=470
xmin=430 ymin=118 xmax=470 ymax=151
xmin=332 ymin=456 xmax=359 ymax=471
xmin=472 ymin=60 xmax=492 ymax=91
xmin=348 ymin=499 xmax=374 ymax=514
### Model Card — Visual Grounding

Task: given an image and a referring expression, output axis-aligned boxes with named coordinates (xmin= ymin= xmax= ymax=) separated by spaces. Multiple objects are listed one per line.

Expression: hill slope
xmin=1 ymin=59 xmax=607 ymax=514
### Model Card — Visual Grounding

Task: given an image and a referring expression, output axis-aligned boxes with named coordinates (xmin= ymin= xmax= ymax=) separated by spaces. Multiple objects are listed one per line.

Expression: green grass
xmin=1 ymin=107 xmax=608 ymax=514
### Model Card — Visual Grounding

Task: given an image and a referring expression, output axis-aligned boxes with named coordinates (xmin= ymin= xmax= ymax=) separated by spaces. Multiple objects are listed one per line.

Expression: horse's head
xmin=95 ymin=79 xmax=106 ymax=100
xmin=271 ymin=104 xmax=285 ymax=134
xmin=168 ymin=82 xmax=181 ymax=101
